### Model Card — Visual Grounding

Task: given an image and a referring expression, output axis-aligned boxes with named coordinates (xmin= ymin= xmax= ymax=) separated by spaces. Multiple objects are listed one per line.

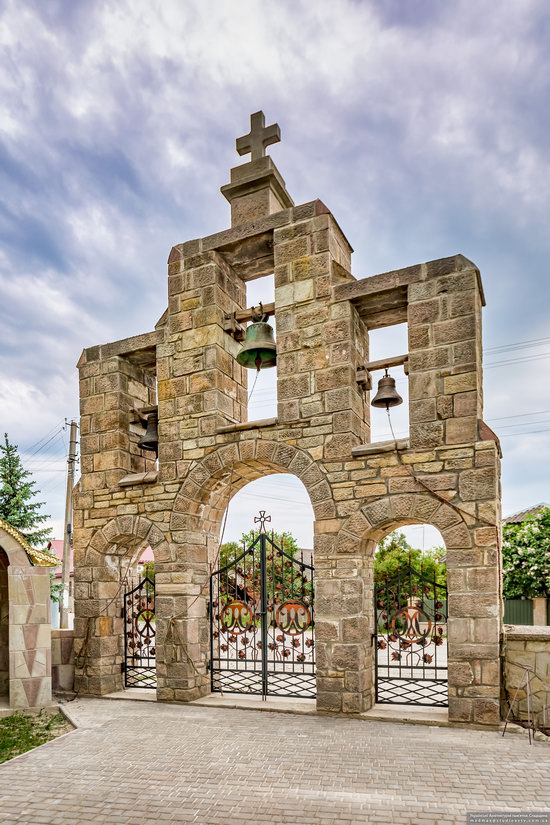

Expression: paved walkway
xmin=0 ymin=698 xmax=549 ymax=824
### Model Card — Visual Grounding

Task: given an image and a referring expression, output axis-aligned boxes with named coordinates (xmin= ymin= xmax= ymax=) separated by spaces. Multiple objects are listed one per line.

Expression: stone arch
xmin=336 ymin=493 xmax=472 ymax=558
xmin=75 ymin=515 xmax=170 ymax=697
xmin=86 ymin=514 xmax=171 ymax=565
xmin=171 ymin=438 xmax=333 ymax=544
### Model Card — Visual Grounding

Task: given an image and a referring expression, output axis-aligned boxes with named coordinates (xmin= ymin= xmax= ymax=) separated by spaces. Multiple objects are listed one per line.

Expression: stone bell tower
xmin=74 ymin=111 xmax=502 ymax=726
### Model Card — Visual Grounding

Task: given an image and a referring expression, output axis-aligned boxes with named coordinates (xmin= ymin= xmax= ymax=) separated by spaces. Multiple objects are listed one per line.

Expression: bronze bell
xmin=138 ymin=410 xmax=159 ymax=456
xmin=371 ymin=370 xmax=403 ymax=410
xmin=236 ymin=311 xmax=277 ymax=371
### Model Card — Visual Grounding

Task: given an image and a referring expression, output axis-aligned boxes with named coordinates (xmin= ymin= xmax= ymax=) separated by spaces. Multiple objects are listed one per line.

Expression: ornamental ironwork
xmin=374 ymin=562 xmax=448 ymax=707
xmin=123 ymin=576 xmax=156 ymax=689
xmin=209 ymin=513 xmax=315 ymax=698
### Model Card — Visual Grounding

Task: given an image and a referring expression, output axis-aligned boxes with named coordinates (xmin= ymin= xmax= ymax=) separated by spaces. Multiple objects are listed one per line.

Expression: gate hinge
xmin=371 ymin=633 xmax=377 ymax=647
xmin=121 ymin=663 xmax=125 ymax=673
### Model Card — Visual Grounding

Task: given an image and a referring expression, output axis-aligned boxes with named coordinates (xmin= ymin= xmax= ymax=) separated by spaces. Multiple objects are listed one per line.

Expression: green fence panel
xmin=503 ymin=599 xmax=533 ymax=625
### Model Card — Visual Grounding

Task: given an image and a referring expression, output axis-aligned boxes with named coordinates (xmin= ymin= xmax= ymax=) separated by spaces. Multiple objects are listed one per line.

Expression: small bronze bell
xmin=138 ymin=410 xmax=159 ymax=456
xmin=371 ymin=370 xmax=403 ymax=410
xmin=236 ymin=310 xmax=277 ymax=371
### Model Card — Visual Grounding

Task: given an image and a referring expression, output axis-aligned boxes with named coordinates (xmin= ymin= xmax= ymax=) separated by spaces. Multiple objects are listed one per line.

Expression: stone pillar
xmin=446 ymin=441 xmax=502 ymax=725
xmin=221 ymin=156 xmax=294 ymax=226
xmin=155 ymin=248 xmax=247 ymax=699
xmin=274 ymin=209 xmax=370 ymax=460
xmin=8 ymin=566 xmax=52 ymax=708
xmin=407 ymin=258 xmax=484 ymax=449
xmin=160 ymin=248 xmax=247 ymax=474
xmin=315 ymin=517 xmax=372 ymax=714
xmin=533 ymin=596 xmax=548 ymax=626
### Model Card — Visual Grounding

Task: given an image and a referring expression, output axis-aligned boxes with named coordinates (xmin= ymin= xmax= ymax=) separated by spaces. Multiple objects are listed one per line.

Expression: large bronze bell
xmin=371 ymin=370 xmax=403 ymax=410
xmin=138 ymin=410 xmax=159 ymax=456
xmin=236 ymin=312 xmax=277 ymax=371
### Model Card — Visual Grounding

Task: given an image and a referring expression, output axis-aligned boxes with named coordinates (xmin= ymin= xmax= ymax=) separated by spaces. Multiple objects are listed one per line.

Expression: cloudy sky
xmin=1 ymin=0 xmax=549 ymax=548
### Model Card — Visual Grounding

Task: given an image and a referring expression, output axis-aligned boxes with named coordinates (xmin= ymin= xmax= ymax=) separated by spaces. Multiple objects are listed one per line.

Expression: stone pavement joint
xmin=0 ymin=698 xmax=548 ymax=824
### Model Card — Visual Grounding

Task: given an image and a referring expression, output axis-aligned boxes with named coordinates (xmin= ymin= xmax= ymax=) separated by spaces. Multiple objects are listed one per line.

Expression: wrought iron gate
xmin=374 ymin=563 xmax=448 ymax=706
xmin=123 ymin=576 xmax=156 ymax=689
xmin=209 ymin=511 xmax=315 ymax=698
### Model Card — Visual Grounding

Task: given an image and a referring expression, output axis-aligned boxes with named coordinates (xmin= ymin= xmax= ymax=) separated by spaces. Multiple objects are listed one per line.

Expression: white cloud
xmin=0 ymin=0 xmax=549 ymax=539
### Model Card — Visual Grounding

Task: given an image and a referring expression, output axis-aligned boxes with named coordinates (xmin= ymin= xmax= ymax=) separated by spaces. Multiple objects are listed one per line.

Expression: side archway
xmin=314 ymin=493 xmax=500 ymax=723
xmin=74 ymin=515 xmax=170 ymax=697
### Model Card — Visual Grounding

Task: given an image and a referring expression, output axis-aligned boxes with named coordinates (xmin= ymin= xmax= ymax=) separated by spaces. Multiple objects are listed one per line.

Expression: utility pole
xmin=60 ymin=420 xmax=78 ymax=629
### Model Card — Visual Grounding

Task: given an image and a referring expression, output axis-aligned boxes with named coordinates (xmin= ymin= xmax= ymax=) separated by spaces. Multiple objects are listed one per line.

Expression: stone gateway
xmin=73 ymin=112 xmax=502 ymax=725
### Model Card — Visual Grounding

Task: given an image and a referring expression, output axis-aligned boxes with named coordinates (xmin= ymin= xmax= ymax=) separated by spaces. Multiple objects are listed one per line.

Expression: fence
xmin=503 ymin=599 xmax=534 ymax=625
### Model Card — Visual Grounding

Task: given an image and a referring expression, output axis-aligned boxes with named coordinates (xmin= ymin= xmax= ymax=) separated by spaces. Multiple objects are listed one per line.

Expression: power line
xmin=486 ymin=335 xmax=550 ymax=353
xmin=485 ymin=352 xmax=550 ymax=369
xmin=24 ymin=428 xmax=64 ymax=461
xmin=21 ymin=421 xmax=65 ymax=454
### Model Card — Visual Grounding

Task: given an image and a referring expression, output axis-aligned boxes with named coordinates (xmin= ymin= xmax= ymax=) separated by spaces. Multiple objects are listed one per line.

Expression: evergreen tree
xmin=0 ymin=433 xmax=52 ymax=547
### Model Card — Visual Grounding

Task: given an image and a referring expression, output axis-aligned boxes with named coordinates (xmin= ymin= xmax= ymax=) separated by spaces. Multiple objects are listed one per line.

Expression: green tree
xmin=502 ymin=507 xmax=550 ymax=598
xmin=0 ymin=434 xmax=52 ymax=547
xmin=374 ymin=530 xmax=447 ymax=591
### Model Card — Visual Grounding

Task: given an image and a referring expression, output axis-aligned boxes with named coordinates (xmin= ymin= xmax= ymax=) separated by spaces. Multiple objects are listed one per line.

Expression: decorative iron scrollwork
xmin=275 ymin=600 xmax=312 ymax=635
xmin=220 ymin=599 xmax=254 ymax=633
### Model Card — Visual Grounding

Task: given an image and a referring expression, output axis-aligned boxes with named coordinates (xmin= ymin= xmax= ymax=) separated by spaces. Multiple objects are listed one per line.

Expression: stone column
xmin=8 ymin=566 xmax=52 ymax=708
xmin=533 ymin=596 xmax=548 ymax=626
xmin=407 ymin=258 xmax=484 ymax=449
xmin=221 ymin=156 xmax=294 ymax=226
xmin=156 ymin=248 xmax=247 ymax=700
xmin=273 ymin=208 xmax=370 ymax=460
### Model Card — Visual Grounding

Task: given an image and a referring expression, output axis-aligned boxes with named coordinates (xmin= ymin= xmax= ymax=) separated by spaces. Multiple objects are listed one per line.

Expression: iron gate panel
xmin=210 ymin=512 xmax=315 ymax=699
xmin=374 ymin=563 xmax=448 ymax=706
xmin=123 ymin=576 xmax=156 ymax=689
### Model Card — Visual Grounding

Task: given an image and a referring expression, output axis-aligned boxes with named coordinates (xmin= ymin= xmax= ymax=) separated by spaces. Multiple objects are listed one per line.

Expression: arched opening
xmin=210 ymin=473 xmax=316 ymax=700
xmin=75 ymin=515 xmax=168 ymax=698
xmin=327 ymin=491 xmax=499 ymax=721
xmin=0 ymin=548 xmax=8 ymax=702
xmin=169 ymin=441 xmax=326 ymax=704
xmin=122 ymin=545 xmax=156 ymax=692
xmin=372 ymin=524 xmax=448 ymax=709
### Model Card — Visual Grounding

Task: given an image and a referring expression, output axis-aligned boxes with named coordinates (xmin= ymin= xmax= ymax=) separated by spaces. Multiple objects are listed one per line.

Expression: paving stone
xmin=0 ymin=699 xmax=548 ymax=824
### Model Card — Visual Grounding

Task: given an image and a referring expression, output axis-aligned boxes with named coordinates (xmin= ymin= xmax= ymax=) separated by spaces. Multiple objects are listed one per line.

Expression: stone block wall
xmin=503 ymin=625 xmax=550 ymax=725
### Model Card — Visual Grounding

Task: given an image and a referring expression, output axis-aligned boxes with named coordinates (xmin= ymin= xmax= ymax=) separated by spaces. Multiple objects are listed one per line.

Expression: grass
xmin=0 ymin=710 xmax=71 ymax=764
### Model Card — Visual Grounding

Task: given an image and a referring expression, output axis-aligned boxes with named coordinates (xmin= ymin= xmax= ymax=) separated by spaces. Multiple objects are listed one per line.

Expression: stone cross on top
xmin=236 ymin=111 xmax=281 ymax=162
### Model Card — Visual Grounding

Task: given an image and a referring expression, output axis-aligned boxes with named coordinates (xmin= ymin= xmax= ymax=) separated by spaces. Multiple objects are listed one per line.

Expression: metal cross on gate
xmin=254 ymin=510 xmax=271 ymax=533
xmin=236 ymin=111 xmax=281 ymax=162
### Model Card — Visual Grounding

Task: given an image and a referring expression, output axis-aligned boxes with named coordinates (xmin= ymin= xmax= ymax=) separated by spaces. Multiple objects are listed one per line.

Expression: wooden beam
xmin=364 ymin=354 xmax=409 ymax=373
xmin=232 ymin=302 xmax=275 ymax=323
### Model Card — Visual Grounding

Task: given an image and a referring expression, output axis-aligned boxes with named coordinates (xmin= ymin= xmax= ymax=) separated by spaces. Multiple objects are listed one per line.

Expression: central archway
xmin=168 ymin=439 xmax=330 ymax=703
